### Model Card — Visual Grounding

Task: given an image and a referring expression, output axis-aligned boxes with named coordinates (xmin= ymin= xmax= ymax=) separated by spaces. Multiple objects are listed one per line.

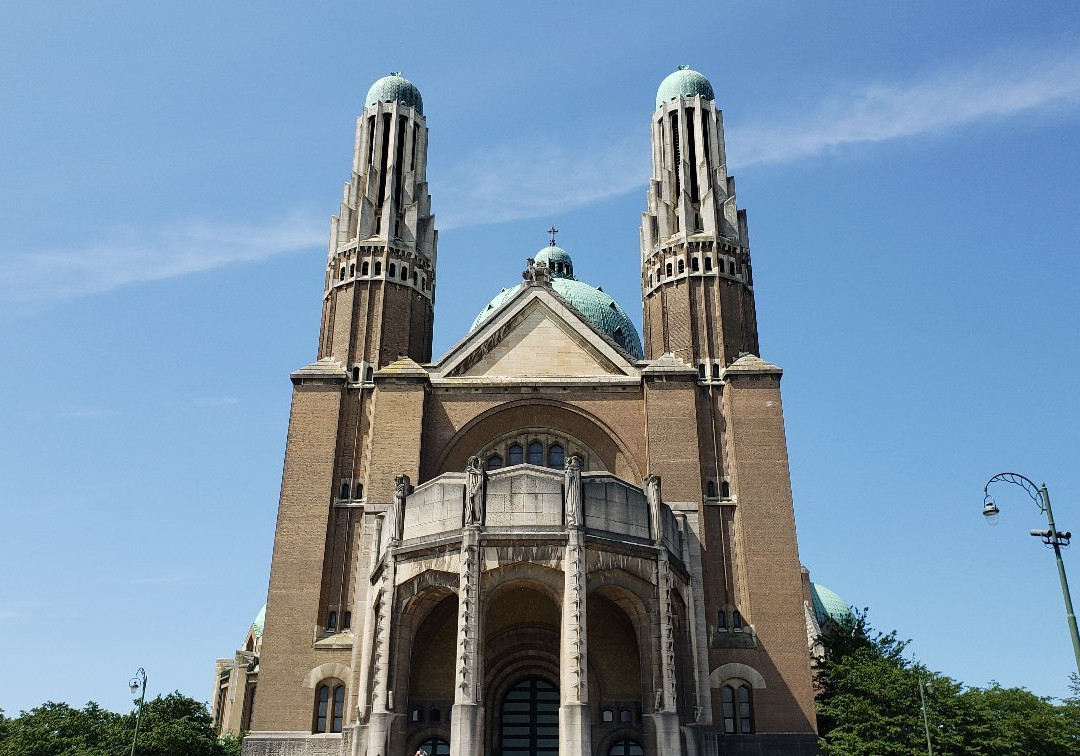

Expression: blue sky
xmin=2 ymin=0 xmax=1080 ymax=716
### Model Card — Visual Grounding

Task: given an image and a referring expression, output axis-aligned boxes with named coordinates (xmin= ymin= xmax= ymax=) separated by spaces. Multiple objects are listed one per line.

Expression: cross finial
xmin=547 ymin=226 xmax=558 ymax=246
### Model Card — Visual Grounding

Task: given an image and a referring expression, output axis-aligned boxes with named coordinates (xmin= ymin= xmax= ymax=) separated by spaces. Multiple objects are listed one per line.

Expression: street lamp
xmin=982 ymin=472 xmax=1080 ymax=676
xmin=129 ymin=667 xmax=148 ymax=756
xmin=916 ymin=672 xmax=933 ymax=756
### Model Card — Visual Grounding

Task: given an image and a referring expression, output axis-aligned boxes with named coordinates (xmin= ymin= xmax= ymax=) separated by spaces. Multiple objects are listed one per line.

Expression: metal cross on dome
xmin=547 ymin=226 xmax=558 ymax=246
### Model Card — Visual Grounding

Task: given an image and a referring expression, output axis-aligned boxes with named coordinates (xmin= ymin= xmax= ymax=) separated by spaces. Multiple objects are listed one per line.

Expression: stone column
xmin=450 ymin=527 xmax=483 ymax=756
xmin=349 ymin=515 xmax=383 ymax=755
xmin=560 ymin=462 xmax=591 ymax=755
xmin=364 ymin=548 xmax=396 ymax=756
xmin=653 ymin=551 xmax=682 ymax=754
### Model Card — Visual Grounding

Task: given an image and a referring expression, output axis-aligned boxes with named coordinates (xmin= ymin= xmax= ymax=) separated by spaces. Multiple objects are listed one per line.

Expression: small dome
xmin=810 ymin=584 xmax=853 ymax=628
xmin=534 ymin=245 xmax=574 ymax=279
xmin=252 ymin=604 xmax=266 ymax=638
xmin=365 ymin=72 xmax=423 ymax=115
xmin=655 ymin=66 xmax=715 ymax=110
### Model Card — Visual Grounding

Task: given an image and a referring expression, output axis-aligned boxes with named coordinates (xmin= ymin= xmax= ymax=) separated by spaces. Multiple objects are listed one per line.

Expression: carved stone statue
xmin=465 ymin=455 xmax=485 ymax=526
xmin=564 ymin=455 xmax=583 ymax=528
xmin=645 ymin=474 xmax=662 ymax=542
xmin=387 ymin=474 xmax=410 ymax=543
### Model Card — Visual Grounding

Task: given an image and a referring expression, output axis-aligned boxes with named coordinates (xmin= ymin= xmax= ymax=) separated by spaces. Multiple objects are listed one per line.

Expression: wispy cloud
xmin=433 ymin=133 xmax=649 ymax=230
xmin=0 ymin=212 xmax=324 ymax=306
xmin=728 ymin=47 xmax=1080 ymax=167
xmin=435 ymin=46 xmax=1080 ymax=228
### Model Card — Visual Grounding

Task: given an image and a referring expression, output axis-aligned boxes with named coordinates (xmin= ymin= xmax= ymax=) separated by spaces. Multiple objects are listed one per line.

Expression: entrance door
xmin=499 ymin=676 xmax=559 ymax=755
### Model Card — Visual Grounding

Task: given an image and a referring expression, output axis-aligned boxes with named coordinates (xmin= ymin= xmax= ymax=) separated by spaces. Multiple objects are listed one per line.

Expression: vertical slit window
xmin=686 ymin=108 xmax=699 ymax=203
xmin=332 ymin=685 xmax=345 ymax=732
xmin=377 ymin=113 xmax=391 ymax=203
xmin=721 ymin=686 xmax=735 ymax=733
xmin=315 ymin=685 xmax=329 ymax=733
xmin=738 ymin=685 xmax=753 ymax=733
xmin=393 ymin=116 xmax=407 ymax=209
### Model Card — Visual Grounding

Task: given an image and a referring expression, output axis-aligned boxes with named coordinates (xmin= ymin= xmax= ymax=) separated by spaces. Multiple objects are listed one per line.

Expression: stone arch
xmin=428 ymin=398 xmax=644 ymax=482
xmin=709 ymin=662 xmax=767 ymax=689
xmin=302 ymin=662 xmax=352 ymax=689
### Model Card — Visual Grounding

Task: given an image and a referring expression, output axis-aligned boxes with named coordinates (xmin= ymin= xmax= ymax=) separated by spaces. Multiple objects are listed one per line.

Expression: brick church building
xmin=214 ymin=67 xmax=828 ymax=756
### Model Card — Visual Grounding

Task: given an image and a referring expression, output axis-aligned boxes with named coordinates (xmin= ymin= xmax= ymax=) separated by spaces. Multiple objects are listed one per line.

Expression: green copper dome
xmin=656 ymin=66 xmax=715 ymax=110
xmin=470 ymin=245 xmax=643 ymax=360
xmin=365 ymin=72 xmax=423 ymax=115
xmin=810 ymin=583 xmax=853 ymax=628
xmin=534 ymin=244 xmax=574 ymax=279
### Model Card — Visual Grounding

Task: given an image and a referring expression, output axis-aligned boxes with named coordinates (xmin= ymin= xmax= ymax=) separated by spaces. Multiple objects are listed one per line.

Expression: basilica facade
xmin=222 ymin=67 xmax=822 ymax=756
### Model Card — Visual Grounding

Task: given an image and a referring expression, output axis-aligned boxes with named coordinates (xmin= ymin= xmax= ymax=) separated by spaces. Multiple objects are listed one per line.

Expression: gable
xmin=456 ymin=303 xmax=623 ymax=377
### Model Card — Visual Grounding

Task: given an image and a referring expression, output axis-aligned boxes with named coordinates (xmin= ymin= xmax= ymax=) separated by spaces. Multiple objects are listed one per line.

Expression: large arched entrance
xmin=498 ymin=676 xmax=559 ymax=755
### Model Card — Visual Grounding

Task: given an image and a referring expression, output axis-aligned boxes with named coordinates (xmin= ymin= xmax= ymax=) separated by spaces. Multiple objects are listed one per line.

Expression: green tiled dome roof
xmin=365 ymin=72 xmax=423 ymax=115
xmin=252 ymin=604 xmax=266 ymax=638
xmin=810 ymin=583 xmax=853 ymax=628
xmin=534 ymin=245 xmax=574 ymax=279
xmin=470 ymin=245 xmax=644 ymax=360
xmin=656 ymin=66 xmax=715 ymax=110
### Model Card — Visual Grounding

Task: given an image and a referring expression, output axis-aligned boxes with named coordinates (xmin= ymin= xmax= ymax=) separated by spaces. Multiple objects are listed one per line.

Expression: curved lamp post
xmin=129 ymin=667 xmax=148 ymax=756
xmin=982 ymin=472 xmax=1080 ymax=676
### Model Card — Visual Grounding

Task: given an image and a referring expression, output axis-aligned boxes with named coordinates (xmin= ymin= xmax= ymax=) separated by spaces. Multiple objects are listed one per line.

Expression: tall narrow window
xmin=706 ymin=480 xmax=717 ymax=498
xmin=332 ymin=685 xmax=345 ymax=732
xmin=666 ymin=263 xmax=673 ymax=277
xmin=352 ymin=367 xmax=360 ymax=382
xmin=327 ymin=611 xmax=337 ymax=632
xmin=314 ymin=685 xmax=329 ymax=733
xmin=732 ymin=610 xmax=743 ymax=631
xmin=342 ymin=611 xmax=352 ymax=630
xmin=717 ymin=610 xmax=727 ymax=630
xmin=721 ymin=481 xmax=730 ymax=499
xmin=349 ymin=263 xmax=355 ymax=277
xmin=388 ymin=262 xmax=396 ymax=278
xmin=527 ymin=441 xmax=544 ymax=466
xmin=361 ymin=261 xmax=369 ymax=275
xmin=721 ymin=685 xmax=735 ymax=734
xmin=339 ymin=267 xmax=346 ymax=281
xmin=678 ymin=259 xmax=685 ymax=274
xmin=704 ymin=257 xmax=713 ymax=271
xmin=508 ymin=443 xmax=524 ymax=466
xmin=729 ymin=260 xmax=736 ymax=274
xmin=548 ymin=444 xmax=564 ymax=469
xmin=738 ymin=685 xmax=753 ymax=733
xmin=340 ymin=482 xmax=350 ymax=499
xmin=374 ymin=261 xmax=382 ymax=275
xmin=691 ymin=257 xmax=700 ymax=271
xmin=712 ymin=363 xmax=720 ymax=380
xmin=354 ymin=482 xmax=363 ymax=499
xmin=698 ymin=364 xmax=706 ymax=380
xmin=401 ymin=266 xmax=408 ymax=281
xmin=365 ymin=366 xmax=374 ymax=382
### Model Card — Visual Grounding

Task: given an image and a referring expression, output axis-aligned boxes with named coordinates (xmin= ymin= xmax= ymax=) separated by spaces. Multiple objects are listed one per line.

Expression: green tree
xmin=0 ymin=693 xmax=242 ymax=756
xmin=816 ymin=608 xmax=1080 ymax=755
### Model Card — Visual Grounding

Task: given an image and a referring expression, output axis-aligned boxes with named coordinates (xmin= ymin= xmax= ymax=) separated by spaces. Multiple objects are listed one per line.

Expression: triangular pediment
xmin=434 ymin=285 xmax=639 ymax=380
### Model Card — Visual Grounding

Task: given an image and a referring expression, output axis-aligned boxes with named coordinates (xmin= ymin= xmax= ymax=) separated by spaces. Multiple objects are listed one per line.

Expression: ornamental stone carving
xmin=564 ymin=455 xmax=583 ymax=528
xmin=464 ymin=455 xmax=485 ymax=526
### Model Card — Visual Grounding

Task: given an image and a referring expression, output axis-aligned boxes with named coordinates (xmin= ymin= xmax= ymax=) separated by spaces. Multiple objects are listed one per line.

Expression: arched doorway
xmin=498 ymin=676 xmax=559 ymax=755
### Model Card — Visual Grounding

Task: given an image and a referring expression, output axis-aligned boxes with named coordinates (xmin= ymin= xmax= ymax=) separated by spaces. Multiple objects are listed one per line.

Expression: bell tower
xmin=640 ymin=66 xmax=758 ymax=371
xmin=319 ymin=72 xmax=437 ymax=375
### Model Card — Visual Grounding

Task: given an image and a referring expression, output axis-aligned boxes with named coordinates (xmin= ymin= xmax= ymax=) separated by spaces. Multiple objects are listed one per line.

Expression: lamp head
xmin=130 ymin=680 xmax=139 ymax=694
xmin=982 ymin=495 xmax=1000 ymax=526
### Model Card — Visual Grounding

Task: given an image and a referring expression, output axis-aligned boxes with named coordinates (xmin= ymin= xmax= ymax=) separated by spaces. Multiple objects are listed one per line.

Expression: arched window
xmin=721 ymin=684 xmax=754 ymax=734
xmin=729 ymin=260 xmax=736 ymax=274
xmin=339 ymin=267 xmax=346 ymax=281
xmin=313 ymin=680 xmax=347 ymax=734
xmin=326 ymin=611 xmax=337 ymax=632
xmin=342 ymin=611 xmax=351 ymax=630
xmin=354 ymin=482 xmax=363 ymax=499
xmin=349 ymin=263 xmax=355 ymax=277
xmin=712 ymin=363 xmax=720 ymax=379
xmin=698 ymin=363 xmax=706 ymax=380
xmin=732 ymin=610 xmax=743 ymax=631
xmin=340 ymin=482 xmax=350 ymax=499
xmin=601 ymin=708 xmax=614 ymax=722
xmin=527 ymin=441 xmax=544 ymax=466
xmin=374 ymin=261 xmax=382 ymax=275
xmin=361 ymin=261 xmax=369 ymax=275
xmin=486 ymin=454 xmax=503 ymax=470
xmin=365 ymin=366 xmax=374 ymax=382
xmin=678 ymin=259 xmax=685 ymax=274
xmin=352 ymin=366 xmax=360 ymax=382
xmin=388 ymin=262 xmax=396 ymax=278
xmin=412 ymin=271 xmax=418 ymax=284
xmin=717 ymin=609 xmax=727 ymax=630
xmin=706 ymin=480 xmax=717 ymax=498
xmin=721 ymin=481 xmax=730 ymax=499
xmin=609 ymin=739 xmax=644 ymax=755
xmin=411 ymin=707 xmax=422 ymax=722
xmin=401 ymin=266 xmax=408 ymax=281
xmin=416 ymin=737 xmax=450 ymax=756
xmin=666 ymin=262 xmax=672 ymax=277
xmin=619 ymin=708 xmax=632 ymax=722
xmin=691 ymin=257 xmax=700 ymax=271
xmin=704 ymin=256 xmax=713 ymax=271
xmin=548 ymin=444 xmax=564 ymax=469
xmin=508 ymin=443 xmax=524 ymax=466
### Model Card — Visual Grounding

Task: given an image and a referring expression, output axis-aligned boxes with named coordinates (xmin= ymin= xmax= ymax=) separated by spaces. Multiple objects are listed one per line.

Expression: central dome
xmin=471 ymin=244 xmax=643 ymax=359
xmin=365 ymin=72 xmax=423 ymax=114
xmin=656 ymin=66 xmax=715 ymax=110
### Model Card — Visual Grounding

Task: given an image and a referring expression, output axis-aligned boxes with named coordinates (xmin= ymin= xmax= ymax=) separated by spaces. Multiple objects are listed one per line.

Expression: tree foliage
xmin=0 ymin=693 xmax=242 ymax=756
xmin=816 ymin=608 xmax=1080 ymax=755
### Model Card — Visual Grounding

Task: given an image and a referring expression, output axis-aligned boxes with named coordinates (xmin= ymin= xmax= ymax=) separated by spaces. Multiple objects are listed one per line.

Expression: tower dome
xmin=365 ymin=72 xmax=424 ymax=115
xmin=655 ymin=65 xmax=715 ymax=110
